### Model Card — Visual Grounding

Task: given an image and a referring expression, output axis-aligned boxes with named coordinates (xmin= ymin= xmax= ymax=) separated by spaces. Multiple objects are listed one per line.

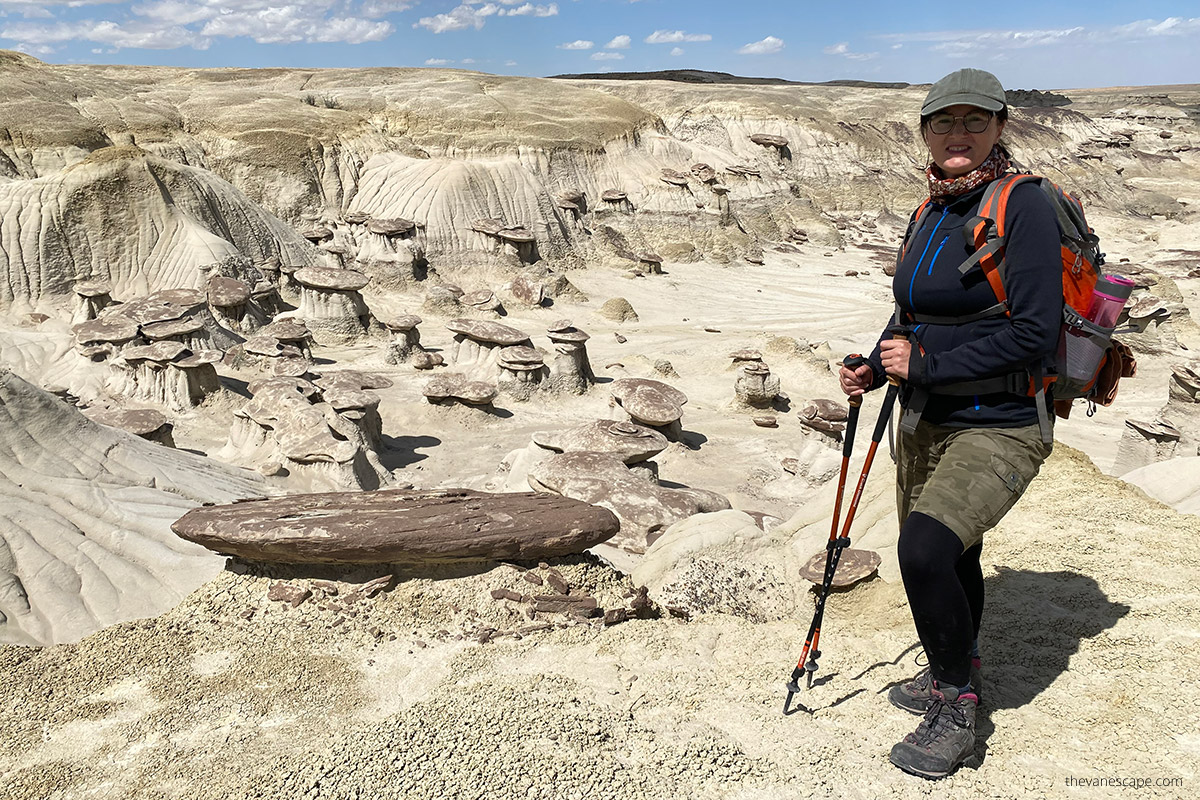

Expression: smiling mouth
xmin=947 ymin=145 xmax=971 ymax=154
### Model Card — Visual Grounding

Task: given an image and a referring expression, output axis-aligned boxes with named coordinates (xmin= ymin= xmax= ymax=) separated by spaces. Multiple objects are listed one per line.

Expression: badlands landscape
xmin=0 ymin=50 xmax=1198 ymax=798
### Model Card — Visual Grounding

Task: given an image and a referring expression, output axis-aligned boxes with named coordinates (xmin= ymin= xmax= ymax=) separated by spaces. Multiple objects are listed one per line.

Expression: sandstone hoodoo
xmin=141 ymin=316 xmax=207 ymax=347
xmin=291 ymin=266 xmax=373 ymax=344
xmin=546 ymin=320 xmax=595 ymax=394
xmin=610 ymin=377 xmax=689 ymax=431
xmin=258 ymin=319 xmax=315 ymax=361
xmin=600 ymin=189 xmax=632 ymax=212
xmin=115 ymin=342 xmax=223 ymax=410
xmin=382 ymin=314 xmax=426 ymax=365
xmin=660 ymin=169 xmax=690 ymax=187
xmin=749 ymin=133 xmax=789 ymax=150
xmin=690 ymin=163 xmax=717 ymax=183
xmin=300 ymin=225 xmax=334 ymax=243
xmin=171 ymin=489 xmax=620 ymax=564
xmin=528 ymin=451 xmax=730 ymax=551
xmin=343 ymin=211 xmax=371 ymax=225
xmin=532 ymin=419 xmax=668 ymax=464
xmin=366 ymin=217 xmax=417 ymax=238
xmin=423 ymin=372 xmax=499 ymax=407
xmin=636 ymin=252 xmax=664 ymax=274
xmin=223 ymin=375 xmax=390 ymax=490
xmin=446 ymin=317 xmax=533 ymax=378
xmin=72 ymin=280 xmax=114 ymax=323
xmin=497 ymin=345 xmax=548 ymax=396
xmin=81 ymin=404 xmax=175 ymax=447
xmin=73 ymin=316 xmax=140 ymax=360
xmin=728 ymin=348 xmax=764 ymax=366
xmin=470 ymin=218 xmax=506 ymax=236
xmin=799 ymin=399 xmax=850 ymax=440
xmin=734 ymin=361 xmax=782 ymax=408
xmin=207 ymin=276 xmax=264 ymax=333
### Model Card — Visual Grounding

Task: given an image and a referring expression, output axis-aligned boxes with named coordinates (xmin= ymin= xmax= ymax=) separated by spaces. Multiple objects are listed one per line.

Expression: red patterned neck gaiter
xmin=926 ymin=145 xmax=1011 ymax=200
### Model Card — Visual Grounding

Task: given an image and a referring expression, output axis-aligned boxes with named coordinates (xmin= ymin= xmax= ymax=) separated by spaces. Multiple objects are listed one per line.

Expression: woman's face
xmin=923 ymin=103 xmax=1006 ymax=177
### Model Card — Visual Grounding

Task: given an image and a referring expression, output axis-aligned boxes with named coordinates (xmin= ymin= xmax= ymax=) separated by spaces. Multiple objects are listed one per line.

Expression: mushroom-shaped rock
xmin=750 ymin=133 xmax=788 ymax=149
xmin=423 ymin=373 xmax=499 ymax=406
xmin=141 ymin=316 xmax=206 ymax=342
xmin=207 ymin=276 xmax=252 ymax=307
xmin=295 ymin=267 xmax=370 ymax=292
xmin=636 ymin=252 xmax=664 ymax=274
xmin=544 ymin=321 xmax=595 ymax=395
xmin=315 ymin=369 xmax=393 ymax=392
xmin=726 ymin=164 xmax=760 ymax=177
xmin=611 ymin=378 xmax=688 ymax=429
xmin=1126 ymin=295 xmax=1169 ymax=321
xmin=461 ymin=289 xmax=504 ymax=316
xmin=72 ymin=280 xmax=114 ymax=323
xmin=366 ymin=217 xmax=417 ymax=237
xmin=532 ymin=420 xmax=668 ymax=464
xmin=690 ymin=163 xmax=717 ymax=183
xmin=601 ymin=190 xmax=627 ymax=203
xmin=729 ymin=348 xmax=763 ymax=365
xmin=343 ymin=211 xmax=371 ymax=225
xmin=207 ymin=276 xmax=265 ymax=334
xmin=300 ymin=225 xmax=334 ymax=243
xmin=82 ymin=405 xmax=175 ymax=447
xmin=116 ymin=343 xmax=222 ymax=410
xmin=804 ymin=398 xmax=850 ymax=422
xmin=291 ymin=268 xmax=373 ymax=344
xmin=496 ymin=346 xmax=548 ymax=397
xmin=470 ymin=218 xmax=506 ymax=236
xmin=73 ymin=316 xmax=139 ymax=359
xmin=1113 ymin=415 xmax=1184 ymax=475
xmin=117 ymin=289 xmax=207 ymax=326
xmin=172 ymin=489 xmax=619 ymax=564
xmin=528 ymin=452 xmax=730 ymax=552
xmin=497 ymin=227 xmax=535 ymax=244
xmin=734 ymin=362 xmax=781 ymax=408
xmin=383 ymin=314 xmax=426 ymax=365
xmin=660 ymin=169 xmax=689 ymax=187
xmin=446 ymin=318 xmax=531 ymax=346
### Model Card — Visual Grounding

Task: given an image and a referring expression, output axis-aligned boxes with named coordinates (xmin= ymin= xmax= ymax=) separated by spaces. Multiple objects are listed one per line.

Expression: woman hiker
xmin=839 ymin=68 xmax=1061 ymax=779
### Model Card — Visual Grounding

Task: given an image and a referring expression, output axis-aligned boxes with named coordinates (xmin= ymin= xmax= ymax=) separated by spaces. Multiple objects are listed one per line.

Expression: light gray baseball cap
xmin=922 ymin=68 xmax=1006 ymax=115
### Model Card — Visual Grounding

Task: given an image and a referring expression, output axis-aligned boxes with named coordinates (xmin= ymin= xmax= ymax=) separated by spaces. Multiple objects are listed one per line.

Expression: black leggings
xmin=896 ymin=511 xmax=984 ymax=688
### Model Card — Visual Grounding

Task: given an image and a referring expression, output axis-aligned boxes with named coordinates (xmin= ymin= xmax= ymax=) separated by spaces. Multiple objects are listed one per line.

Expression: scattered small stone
xmin=781 ymin=457 xmax=801 ymax=475
xmin=753 ymin=416 xmax=778 ymax=428
xmin=239 ymin=608 xmax=255 ymax=620
xmin=413 ymin=640 xmax=428 ymax=649
xmin=267 ymin=582 xmax=312 ymax=608
xmin=311 ymin=580 xmax=340 ymax=596
xmin=519 ymin=623 xmax=553 ymax=635
xmin=844 ymin=270 xmax=859 ymax=277
xmin=704 ymin=327 xmax=720 ymax=333
xmin=522 ymin=572 xmax=544 ymax=586
xmin=533 ymin=594 xmax=598 ymax=614
xmin=490 ymin=588 xmax=523 ymax=601
xmin=614 ymin=334 xmax=627 ymax=344
xmin=361 ymin=574 xmax=393 ymax=598
xmin=330 ymin=615 xmax=345 ymax=627
xmin=546 ymin=572 xmax=569 ymax=595
xmin=603 ymin=608 xmax=629 ymax=626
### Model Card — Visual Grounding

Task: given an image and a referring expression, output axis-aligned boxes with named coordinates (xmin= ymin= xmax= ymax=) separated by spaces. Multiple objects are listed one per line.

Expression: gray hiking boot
xmin=888 ymin=660 xmax=983 ymax=715
xmin=889 ymin=686 xmax=978 ymax=779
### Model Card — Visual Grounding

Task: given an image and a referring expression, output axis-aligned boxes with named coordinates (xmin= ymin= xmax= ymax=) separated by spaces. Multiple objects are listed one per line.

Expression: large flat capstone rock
xmin=171 ymin=488 xmax=619 ymax=564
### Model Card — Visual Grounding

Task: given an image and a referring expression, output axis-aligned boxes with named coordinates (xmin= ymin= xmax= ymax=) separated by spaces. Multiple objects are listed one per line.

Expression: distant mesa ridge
xmin=546 ymin=68 xmax=911 ymax=89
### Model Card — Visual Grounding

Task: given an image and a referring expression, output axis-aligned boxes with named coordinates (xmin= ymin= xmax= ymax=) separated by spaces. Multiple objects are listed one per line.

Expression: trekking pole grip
xmin=842 ymin=354 xmax=868 ymax=408
xmin=885 ymin=325 xmax=911 ymax=387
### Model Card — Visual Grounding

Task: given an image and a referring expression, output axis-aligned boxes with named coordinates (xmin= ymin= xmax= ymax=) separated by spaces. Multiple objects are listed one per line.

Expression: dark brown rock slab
xmin=750 ymin=133 xmax=788 ymax=149
xmin=798 ymin=548 xmax=880 ymax=588
xmin=610 ymin=378 xmax=688 ymax=426
xmin=208 ymin=276 xmax=252 ymax=307
xmin=73 ymin=316 xmax=139 ymax=344
xmin=171 ymin=488 xmax=620 ymax=564
xmin=295 ymin=267 xmax=370 ymax=292
xmin=367 ymin=217 xmax=417 ymax=236
xmin=446 ymin=318 xmax=531 ymax=345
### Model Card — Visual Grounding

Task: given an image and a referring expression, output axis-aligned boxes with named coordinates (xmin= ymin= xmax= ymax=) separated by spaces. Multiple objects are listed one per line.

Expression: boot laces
xmin=910 ymin=694 xmax=969 ymax=746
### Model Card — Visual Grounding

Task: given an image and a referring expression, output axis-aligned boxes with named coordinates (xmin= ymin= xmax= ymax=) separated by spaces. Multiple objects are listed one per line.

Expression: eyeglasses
xmin=927 ymin=111 xmax=994 ymax=135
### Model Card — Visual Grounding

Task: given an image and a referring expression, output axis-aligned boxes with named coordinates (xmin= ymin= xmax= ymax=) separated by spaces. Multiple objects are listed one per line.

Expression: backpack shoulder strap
xmin=957 ymin=174 xmax=1042 ymax=310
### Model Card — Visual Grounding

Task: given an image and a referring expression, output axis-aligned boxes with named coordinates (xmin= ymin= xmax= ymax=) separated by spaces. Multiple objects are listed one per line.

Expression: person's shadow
xmin=970 ymin=566 xmax=1130 ymax=762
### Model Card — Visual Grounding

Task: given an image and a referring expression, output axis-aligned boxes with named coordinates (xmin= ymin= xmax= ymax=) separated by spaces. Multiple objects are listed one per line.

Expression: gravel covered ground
xmin=2 ymin=447 xmax=1198 ymax=800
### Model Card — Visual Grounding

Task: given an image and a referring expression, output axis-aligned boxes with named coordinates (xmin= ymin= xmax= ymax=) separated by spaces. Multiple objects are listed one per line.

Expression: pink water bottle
xmin=1086 ymin=275 xmax=1135 ymax=329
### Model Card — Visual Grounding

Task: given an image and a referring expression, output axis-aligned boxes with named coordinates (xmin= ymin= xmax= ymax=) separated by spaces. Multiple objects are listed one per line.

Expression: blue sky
xmin=0 ymin=1 xmax=1196 ymax=88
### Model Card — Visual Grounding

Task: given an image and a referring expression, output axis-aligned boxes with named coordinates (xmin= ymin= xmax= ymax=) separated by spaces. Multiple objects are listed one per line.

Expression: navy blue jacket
xmin=865 ymin=180 xmax=1063 ymax=428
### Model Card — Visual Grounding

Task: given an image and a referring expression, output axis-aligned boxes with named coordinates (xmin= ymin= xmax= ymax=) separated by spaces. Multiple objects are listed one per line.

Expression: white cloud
xmin=738 ymin=35 xmax=783 ymax=55
xmin=0 ymin=0 xmax=114 ymax=19
xmin=361 ymin=0 xmax=413 ymax=16
xmin=557 ymin=39 xmax=593 ymax=50
xmin=424 ymin=57 xmax=452 ymax=64
xmin=131 ymin=1 xmax=213 ymax=25
xmin=200 ymin=9 xmax=392 ymax=45
xmin=877 ymin=17 xmax=1200 ymax=55
xmin=1 ymin=18 xmax=210 ymax=49
xmin=604 ymin=34 xmax=630 ymax=49
xmin=590 ymin=51 xmax=623 ymax=60
xmin=460 ymin=57 xmax=475 ymax=63
xmin=669 ymin=46 xmax=682 ymax=56
xmin=414 ymin=1 xmax=555 ymax=32
xmin=645 ymin=29 xmax=710 ymax=44
xmin=823 ymin=41 xmax=875 ymax=60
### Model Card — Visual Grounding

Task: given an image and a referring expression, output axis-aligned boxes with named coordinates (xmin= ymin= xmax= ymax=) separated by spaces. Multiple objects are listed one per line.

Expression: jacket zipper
xmin=908 ymin=207 xmax=949 ymax=307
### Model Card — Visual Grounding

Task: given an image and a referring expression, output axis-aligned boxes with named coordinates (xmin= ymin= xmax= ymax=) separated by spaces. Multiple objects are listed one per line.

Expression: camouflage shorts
xmin=896 ymin=421 xmax=1052 ymax=550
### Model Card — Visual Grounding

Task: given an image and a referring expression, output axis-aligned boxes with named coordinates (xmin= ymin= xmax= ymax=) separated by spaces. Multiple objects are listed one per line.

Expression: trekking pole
xmin=784 ymin=330 xmax=908 ymax=714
